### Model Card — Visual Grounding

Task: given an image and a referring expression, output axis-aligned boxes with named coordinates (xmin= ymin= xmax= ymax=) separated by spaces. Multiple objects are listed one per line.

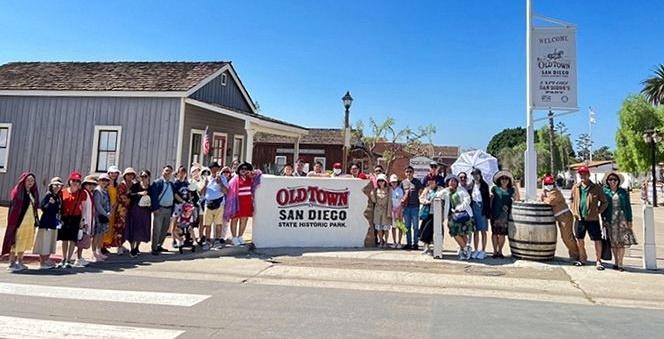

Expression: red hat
xmin=577 ymin=166 xmax=590 ymax=175
xmin=542 ymin=175 xmax=554 ymax=185
xmin=333 ymin=162 xmax=342 ymax=169
xmin=68 ymin=171 xmax=82 ymax=182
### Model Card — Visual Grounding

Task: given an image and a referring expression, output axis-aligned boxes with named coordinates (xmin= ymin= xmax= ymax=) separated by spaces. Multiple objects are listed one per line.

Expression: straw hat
xmin=493 ymin=170 xmax=514 ymax=185
xmin=376 ymin=173 xmax=388 ymax=182
xmin=389 ymin=174 xmax=399 ymax=182
xmin=603 ymin=171 xmax=624 ymax=186
xmin=48 ymin=177 xmax=64 ymax=187
xmin=82 ymin=175 xmax=98 ymax=185
xmin=123 ymin=167 xmax=137 ymax=177
xmin=107 ymin=165 xmax=121 ymax=174
xmin=98 ymin=173 xmax=111 ymax=181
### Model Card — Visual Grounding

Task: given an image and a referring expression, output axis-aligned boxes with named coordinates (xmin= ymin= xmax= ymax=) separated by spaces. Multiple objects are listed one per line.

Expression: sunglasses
xmin=459 ymin=177 xmax=467 ymax=180
xmin=140 ymin=174 xmax=149 ymax=178
xmin=607 ymin=178 xmax=618 ymax=182
xmin=223 ymin=170 xmax=231 ymax=174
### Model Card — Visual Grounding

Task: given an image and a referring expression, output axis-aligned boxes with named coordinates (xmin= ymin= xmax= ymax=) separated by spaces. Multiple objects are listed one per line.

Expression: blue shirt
xmin=205 ymin=175 xmax=229 ymax=201
xmin=159 ymin=178 xmax=174 ymax=207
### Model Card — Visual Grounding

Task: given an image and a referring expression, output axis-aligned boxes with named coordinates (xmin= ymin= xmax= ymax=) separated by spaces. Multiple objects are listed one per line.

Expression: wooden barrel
xmin=508 ymin=202 xmax=557 ymax=261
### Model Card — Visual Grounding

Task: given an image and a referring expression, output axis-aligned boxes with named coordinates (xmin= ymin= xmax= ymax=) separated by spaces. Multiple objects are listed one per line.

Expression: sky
xmin=1 ymin=0 xmax=663 ymax=151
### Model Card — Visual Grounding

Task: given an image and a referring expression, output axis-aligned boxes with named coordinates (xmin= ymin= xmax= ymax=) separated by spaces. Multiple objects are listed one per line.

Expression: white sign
xmin=253 ymin=176 xmax=371 ymax=248
xmin=409 ymin=156 xmax=433 ymax=182
xmin=531 ymin=27 xmax=577 ymax=110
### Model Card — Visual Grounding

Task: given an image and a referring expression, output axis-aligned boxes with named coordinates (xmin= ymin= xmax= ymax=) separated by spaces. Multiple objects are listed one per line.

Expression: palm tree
xmin=642 ymin=64 xmax=664 ymax=105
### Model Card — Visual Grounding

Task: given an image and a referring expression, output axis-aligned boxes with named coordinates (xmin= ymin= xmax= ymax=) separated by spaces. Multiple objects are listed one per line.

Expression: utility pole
xmin=548 ymin=110 xmax=556 ymax=175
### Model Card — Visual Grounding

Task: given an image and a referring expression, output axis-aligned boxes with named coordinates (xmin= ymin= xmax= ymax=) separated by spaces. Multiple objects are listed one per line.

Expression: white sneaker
xmin=470 ymin=251 xmax=479 ymax=259
xmin=17 ymin=263 xmax=29 ymax=271
xmin=40 ymin=262 xmax=55 ymax=270
xmin=477 ymin=251 xmax=486 ymax=260
xmin=232 ymin=237 xmax=241 ymax=246
xmin=238 ymin=236 xmax=246 ymax=245
xmin=6 ymin=263 xmax=19 ymax=272
xmin=73 ymin=258 xmax=88 ymax=267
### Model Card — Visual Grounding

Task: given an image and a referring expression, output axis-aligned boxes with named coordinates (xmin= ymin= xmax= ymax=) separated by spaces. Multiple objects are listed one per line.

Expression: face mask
xmin=543 ymin=185 xmax=554 ymax=191
xmin=333 ymin=169 xmax=342 ymax=175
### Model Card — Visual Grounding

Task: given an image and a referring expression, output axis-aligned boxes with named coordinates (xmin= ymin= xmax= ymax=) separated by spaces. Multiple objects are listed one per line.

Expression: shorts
xmin=57 ymin=215 xmax=81 ymax=241
xmin=575 ymin=219 xmax=602 ymax=241
xmin=203 ymin=206 xmax=224 ymax=226
xmin=491 ymin=218 xmax=509 ymax=236
xmin=471 ymin=201 xmax=488 ymax=232
xmin=374 ymin=224 xmax=391 ymax=231
xmin=449 ymin=220 xmax=474 ymax=237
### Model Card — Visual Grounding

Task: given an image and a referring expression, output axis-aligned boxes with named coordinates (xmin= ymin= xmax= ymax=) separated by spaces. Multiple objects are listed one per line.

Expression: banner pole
xmin=525 ymin=0 xmax=537 ymax=201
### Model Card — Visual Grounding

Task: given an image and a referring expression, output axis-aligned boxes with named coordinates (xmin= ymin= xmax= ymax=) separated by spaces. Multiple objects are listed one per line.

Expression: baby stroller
xmin=176 ymin=203 xmax=197 ymax=254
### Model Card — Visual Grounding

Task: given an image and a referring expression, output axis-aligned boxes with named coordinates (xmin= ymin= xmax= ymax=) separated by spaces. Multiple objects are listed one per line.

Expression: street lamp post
xmin=342 ymin=91 xmax=353 ymax=173
xmin=643 ymin=129 xmax=661 ymax=207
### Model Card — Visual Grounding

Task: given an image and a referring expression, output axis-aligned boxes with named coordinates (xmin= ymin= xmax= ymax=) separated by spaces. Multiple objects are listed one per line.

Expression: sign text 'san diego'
xmin=253 ymin=176 xmax=370 ymax=248
xmin=531 ymin=27 xmax=577 ymax=110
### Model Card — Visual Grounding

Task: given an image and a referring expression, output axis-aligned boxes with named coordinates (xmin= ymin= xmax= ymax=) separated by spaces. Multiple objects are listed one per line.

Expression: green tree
xmin=555 ymin=122 xmax=575 ymax=168
xmin=592 ymin=146 xmax=614 ymax=161
xmin=487 ymin=127 xmax=529 ymax=157
xmin=497 ymin=143 xmax=526 ymax=181
xmin=615 ymin=95 xmax=664 ymax=173
xmin=353 ymin=117 xmax=436 ymax=172
xmin=641 ymin=64 xmax=664 ymax=106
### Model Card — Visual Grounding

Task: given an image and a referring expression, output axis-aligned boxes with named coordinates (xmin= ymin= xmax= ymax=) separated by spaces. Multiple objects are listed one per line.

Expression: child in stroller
xmin=175 ymin=203 xmax=197 ymax=253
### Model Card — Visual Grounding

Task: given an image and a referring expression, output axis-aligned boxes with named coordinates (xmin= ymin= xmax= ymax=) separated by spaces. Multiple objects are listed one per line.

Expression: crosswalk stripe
xmin=0 ymin=315 xmax=184 ymax=339
xmin=0 ymin=282 xmax=209 ymax=307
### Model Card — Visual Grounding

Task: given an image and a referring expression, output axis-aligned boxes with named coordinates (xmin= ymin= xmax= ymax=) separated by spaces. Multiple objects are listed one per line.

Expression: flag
xmin=589 ymin=107 xmax=597 ymax=125
xmin=202 ymin=126 xmax=210 ymax=156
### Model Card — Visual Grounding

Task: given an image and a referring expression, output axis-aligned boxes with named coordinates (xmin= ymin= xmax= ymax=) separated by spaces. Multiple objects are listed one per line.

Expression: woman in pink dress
xmin=225 ymin=162 xmax=261 ymax=246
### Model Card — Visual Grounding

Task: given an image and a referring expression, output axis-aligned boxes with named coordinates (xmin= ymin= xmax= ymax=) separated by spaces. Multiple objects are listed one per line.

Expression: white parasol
xmin=451 ymin=150 xmax=499 ymax=185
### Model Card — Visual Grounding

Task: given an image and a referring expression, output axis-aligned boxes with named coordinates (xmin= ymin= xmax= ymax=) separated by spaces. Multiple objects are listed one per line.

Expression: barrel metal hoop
xmin=509 ymin=245 xmax=557 ymax=253
xmin=508 ymin=238 xmax=557 ymax=245
xmin=509 ymin=219 xmax=557 ymax=225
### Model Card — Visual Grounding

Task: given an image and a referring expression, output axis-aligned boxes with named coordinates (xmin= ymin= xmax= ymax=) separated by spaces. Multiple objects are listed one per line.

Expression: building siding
xmin=0 ymin=96 xmax=180 ymax=200
xmin=181 ymin=104 xmax=246 ymax=167
xmin=190 ymin=71 xmax=252 ymax=112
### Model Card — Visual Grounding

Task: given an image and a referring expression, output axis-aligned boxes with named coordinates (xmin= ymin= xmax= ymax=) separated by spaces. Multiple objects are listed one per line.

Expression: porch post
xmin=294 ymin=136 xmax=301 ymax=163
xmin=245 ymin=121 xmax=256 ymax=165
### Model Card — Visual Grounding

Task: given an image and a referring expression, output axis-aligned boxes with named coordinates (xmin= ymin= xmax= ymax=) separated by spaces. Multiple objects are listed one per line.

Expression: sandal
xmin=596 ymin=263 xmax=605 ymax=271
xmin=618 ymin=266 xmax=625 ymax=272
xmin=573 ymin=261 xmax=584 ymax=267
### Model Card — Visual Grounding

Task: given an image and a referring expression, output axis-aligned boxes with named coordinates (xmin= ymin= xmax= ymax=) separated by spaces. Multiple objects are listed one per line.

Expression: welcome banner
xmin=531 ymin=27 xmax=577 ymax=110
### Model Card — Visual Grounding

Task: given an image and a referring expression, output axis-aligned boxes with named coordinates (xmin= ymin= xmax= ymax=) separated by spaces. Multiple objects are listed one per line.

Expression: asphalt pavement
xmin=1 ymin=267 xmax=663 ymax=339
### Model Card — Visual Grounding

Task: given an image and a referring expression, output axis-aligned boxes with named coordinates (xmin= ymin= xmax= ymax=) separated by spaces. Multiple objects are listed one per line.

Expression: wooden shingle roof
xmin=255 ymin=128 xmax=357 ymax=144
xmin=0 ymin=61 xmax=229 ymax=91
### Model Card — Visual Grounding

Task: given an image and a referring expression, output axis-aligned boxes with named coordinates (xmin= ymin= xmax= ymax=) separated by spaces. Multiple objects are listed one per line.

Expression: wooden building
xmin=0 ymin=61 xmax=307 ymax=200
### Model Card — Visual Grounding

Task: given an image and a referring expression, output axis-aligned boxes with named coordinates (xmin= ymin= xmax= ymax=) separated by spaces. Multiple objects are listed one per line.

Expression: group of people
xmin=281 ymin=159 xmax=637 ymax=271
xmin=542 ymin=166 xmax=637 ymax=271
xmin=362 ymin=161 xmax=520 ymax=260
xmin=3 ymin=161 xmax=262 ymax=272
xmin=2 ymin=156 xmax=638 ymax=273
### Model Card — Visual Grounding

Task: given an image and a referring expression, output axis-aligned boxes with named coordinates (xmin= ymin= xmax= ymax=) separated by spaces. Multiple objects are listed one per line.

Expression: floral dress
xmin=607 ymin=192 xmax=637 ymax=248
xmin=448 ymin=190 xmax=474 ymax=237
xmin=106 ymin=182 xmax=130 ymax=247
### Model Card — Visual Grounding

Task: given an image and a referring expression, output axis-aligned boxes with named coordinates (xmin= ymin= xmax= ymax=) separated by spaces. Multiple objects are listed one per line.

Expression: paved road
xmin=1 ymin=253 xmax=663 ymax=339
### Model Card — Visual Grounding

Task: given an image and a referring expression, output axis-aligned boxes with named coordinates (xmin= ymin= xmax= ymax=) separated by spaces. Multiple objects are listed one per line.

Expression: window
xmin=233 ymin=135 xmax=244 ymax=162
xmin=0 ymin=123 xmax=12 ymax=172
xmin=92 ymin=126 xmax=121 ymax=173
xmin=313 ymin=157 xmax=326 ymax=170
xmin=211 ymin=132 xmax=227 ymax=166
xmin=275 ymin=156 xmax=287 ymax=174
xmin=221 ymin=73 xmax=228 ymax=86
xmin=189 ymin=129 xmax=204 ymax=166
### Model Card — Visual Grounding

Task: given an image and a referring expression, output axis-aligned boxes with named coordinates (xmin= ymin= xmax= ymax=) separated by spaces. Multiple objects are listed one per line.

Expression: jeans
xmin=403 ymin=206 xmax=419 ymax=246
xmin=152 ymin=207 xmax=172 ymax=251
